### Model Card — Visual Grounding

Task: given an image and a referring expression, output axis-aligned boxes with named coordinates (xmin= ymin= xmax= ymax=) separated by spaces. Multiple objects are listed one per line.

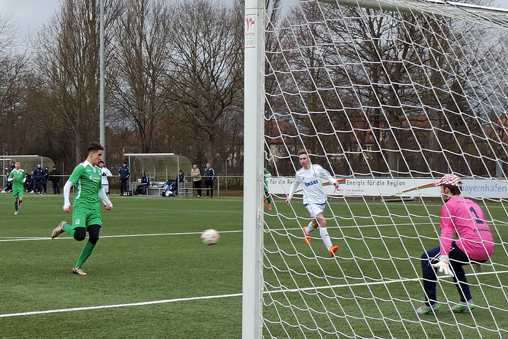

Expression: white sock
xmin=320 ymin=227 xmax=332 ymax=249
xmin=305 ymin=222 xmax=315 ymax=235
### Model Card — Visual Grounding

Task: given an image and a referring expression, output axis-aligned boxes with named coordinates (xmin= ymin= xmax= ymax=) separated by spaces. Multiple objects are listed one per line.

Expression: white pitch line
xmin=264 ymin=270 xmax=508 ymax=295
xmin=2 ymin=269 xmax=507 ymax=319
xmin=0 ymin=230 xmax=244 ymax=242
xmin=0 ymin=222 xmax=432 ymax=242
xmin=0 ymin=293 xmax=242 ymax=319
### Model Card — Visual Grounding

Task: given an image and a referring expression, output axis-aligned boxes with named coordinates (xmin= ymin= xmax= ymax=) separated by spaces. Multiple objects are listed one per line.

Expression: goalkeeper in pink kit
xmin=417 ymin=174 xmax=494 ymax=315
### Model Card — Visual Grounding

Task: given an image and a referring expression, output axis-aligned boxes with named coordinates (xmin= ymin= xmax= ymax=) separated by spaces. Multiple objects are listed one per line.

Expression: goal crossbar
xmin=319 ymin=0 xmax=508 ymax=26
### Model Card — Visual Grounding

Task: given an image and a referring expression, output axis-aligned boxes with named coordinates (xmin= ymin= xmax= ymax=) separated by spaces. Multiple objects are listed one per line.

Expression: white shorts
xmin=304 ymin=203 xmax=326 ymax=219
xmin=103 ymin=184 xmax=109 ymax=193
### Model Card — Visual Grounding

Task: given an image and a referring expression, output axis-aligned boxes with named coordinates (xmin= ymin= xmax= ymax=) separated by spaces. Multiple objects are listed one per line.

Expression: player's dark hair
xmin=443 ymin=184 xmax=461 ymax=195
xmin=87 ymin=141 xmax=104 ymax=153
xmin=99 ymin=160 xmax=104 ymax=164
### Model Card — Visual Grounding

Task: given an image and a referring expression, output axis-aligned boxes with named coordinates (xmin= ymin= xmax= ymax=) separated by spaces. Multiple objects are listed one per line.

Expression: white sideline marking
xmin=0 ymin=293 xmax=242 ymax=319
xmin=0 ymin=222 xmax=432 ymax=242
xmin=0 ymin=230 xmax=243 ymax=242
xmin=0 ymin=223 xmax=419 ymax=243
xmin=2 ymin=270 xmax=507 ymax=319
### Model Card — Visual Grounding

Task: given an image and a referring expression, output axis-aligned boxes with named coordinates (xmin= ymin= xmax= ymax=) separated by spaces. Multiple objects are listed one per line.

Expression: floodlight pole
xmin=99 ymin=0 xmax=106 ymax=163
xmin=242 ymin=0 xmax=264 ymax=338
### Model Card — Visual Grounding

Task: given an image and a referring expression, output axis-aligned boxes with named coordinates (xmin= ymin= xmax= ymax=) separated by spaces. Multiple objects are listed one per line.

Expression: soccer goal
xmin=243 ymin=0 xmax=508 ymax=338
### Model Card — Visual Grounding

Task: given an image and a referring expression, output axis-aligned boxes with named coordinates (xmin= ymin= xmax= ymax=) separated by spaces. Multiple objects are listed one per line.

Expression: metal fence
xmin=1 ymin=174 xmax=245 ymax=196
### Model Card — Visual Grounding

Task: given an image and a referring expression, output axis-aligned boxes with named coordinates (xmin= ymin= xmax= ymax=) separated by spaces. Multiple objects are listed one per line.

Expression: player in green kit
xmin=51 ymin=142 xmax=113 ymax=276
xmin=264 ymin=168 xmax=273 ymax=210
xmin=8 ymin=161 xmax=26 ymax=215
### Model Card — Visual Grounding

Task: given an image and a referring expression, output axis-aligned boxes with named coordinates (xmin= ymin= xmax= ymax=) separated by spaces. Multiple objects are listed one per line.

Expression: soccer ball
xmin=201 ymin=229 xmax=220 ymax=246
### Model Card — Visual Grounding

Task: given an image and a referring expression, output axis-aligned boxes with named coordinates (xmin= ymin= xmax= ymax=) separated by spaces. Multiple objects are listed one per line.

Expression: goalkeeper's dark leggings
xmin=421 ymin=242 xmax=486 ymax=304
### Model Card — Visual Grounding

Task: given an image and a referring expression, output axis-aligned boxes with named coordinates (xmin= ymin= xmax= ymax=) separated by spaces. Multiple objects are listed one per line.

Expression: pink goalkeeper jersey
xmin=439 ymin=195 xmax=494 ymax=261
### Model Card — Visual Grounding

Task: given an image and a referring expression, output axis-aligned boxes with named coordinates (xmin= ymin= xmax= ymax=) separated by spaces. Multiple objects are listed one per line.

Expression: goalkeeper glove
xmin=431 ymin=255 xmax=454 ymax=277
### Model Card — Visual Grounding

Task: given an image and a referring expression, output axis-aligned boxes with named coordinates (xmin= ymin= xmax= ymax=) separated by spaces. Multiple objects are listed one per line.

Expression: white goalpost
xmin=243 ymin=0 xmax=508 ymax=338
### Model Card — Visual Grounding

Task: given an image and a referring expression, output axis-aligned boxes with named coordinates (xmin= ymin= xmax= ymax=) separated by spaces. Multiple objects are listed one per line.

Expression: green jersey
xmin=8 ymin=169 xmax=26 ymax=189
xmin=68 ymin=161 xmax=103 ymax=209
xmin=264 ymin=168 xmax=270 ymax=191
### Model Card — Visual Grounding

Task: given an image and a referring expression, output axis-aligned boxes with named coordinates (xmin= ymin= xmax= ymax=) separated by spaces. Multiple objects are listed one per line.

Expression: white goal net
xmin=243 ymin=0 xmax=508 ymax=338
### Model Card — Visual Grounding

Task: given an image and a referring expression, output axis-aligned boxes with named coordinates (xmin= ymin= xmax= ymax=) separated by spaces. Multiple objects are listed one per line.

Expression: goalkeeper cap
xmin=436 ymin=174 xmax=462 ymax=187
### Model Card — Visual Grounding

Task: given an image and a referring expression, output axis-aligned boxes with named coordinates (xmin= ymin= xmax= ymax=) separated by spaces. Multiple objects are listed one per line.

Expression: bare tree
xmin=0 ymin=14 xmax=29 ymax=154
xmin=164 ymin=0 xmax=244 ymax=163
xmin=269 ymin=1 xmax=508 ymax=178
xmin=34 ymin=0 xmax=120 ymax=164
xmin=109 ymin=0 xmax=172 ymax=153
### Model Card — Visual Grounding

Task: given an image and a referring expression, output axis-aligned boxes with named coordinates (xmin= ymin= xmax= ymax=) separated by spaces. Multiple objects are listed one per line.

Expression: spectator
xmin=2 ymin=161 xmax=15 ymax=193
xmin=191 ymin=164 xmax=202 ymax=197
xmin=29 ymin=170 xmax=35 ymax=193
xmin=24 ymin=171 xmax=31 ymax=193
xmin=33 ymin=163 xmax=44 ymax=194
xmin=175 ymin=170 xmax=185 ymax=196
xmin=49 ymin=166 xmax=61 ymax=194
xmin=41 ymin=166 xmax=50 ymax=194
xmin=2 ymin=169 xmax=12 ymax=193
xmin=162 ymin=179 xmax=177 ymax=197
xmin=118 ymin=162 xmax=130 ymax=195
xmin=203 ymin=163 xmax=215 ymax=198
xmin=99 ymin=161 xmax=112 ymax=195
xmin=136 ymin=173 xmax=150 ymax=195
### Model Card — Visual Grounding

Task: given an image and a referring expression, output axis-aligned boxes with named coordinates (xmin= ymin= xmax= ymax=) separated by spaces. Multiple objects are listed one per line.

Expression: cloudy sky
xmin=0 ymin=0 xmax=61 ymax=43
xmin=1 ymin=0 xmax=508 ymax=44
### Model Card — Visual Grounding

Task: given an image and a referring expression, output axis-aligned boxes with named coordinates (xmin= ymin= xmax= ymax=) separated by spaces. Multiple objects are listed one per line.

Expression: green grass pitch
xmin=0 ymin=194 xmax=243 ymax=338
xmin=1 ymin=193 xmax=507 ymax=338
xmin=263 ymin=199 xmax=508 ymax=338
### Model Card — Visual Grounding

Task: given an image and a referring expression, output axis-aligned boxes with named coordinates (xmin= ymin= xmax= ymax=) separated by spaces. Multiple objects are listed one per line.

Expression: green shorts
xmin=12 ymin=187 xmax=24 ymax=199
xmin=72 ymin=208 xmax=102 ymax=229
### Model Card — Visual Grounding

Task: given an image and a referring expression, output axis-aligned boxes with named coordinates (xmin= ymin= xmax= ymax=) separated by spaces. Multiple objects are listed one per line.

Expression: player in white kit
xmin=99 ymin=161 xmax=112 ymax=195
xmin=286 ymin=149 xmax=340 ymax=257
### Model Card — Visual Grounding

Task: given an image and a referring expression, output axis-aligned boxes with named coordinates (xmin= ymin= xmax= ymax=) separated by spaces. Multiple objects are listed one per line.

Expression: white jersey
xmin=288 ymin=164 xmax=337 ymax=205
xmin=100 ymin=167 xmax=112 ymax=185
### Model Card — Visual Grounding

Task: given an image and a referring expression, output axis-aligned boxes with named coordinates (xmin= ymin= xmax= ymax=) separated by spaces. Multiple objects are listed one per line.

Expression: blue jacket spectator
xmin=203 ymin=164 xmax=215 ymax=182
xmin=118 ymin=163 xmax=130 ymax=180
xmin=203 ymin=163 xmax=215 ymax=198
xmin=49 ymin=166 xmax=61 ymax=194
xmin=141 ymin=173 xmax=150 ymax=186
xmin=42 ymin=166 xmax=49 ymax=183
xmin=33 ymin=164 xmax=45 ymax=194
xmin=41 ymin=166 xmax=50 ymax=194
xmin=33 ymin=164 xmax=44 ymax=180
xmin=118 ymin=162 xmax=130 ymax=195
xmin=174 ymin=170 xmax=186 ymax=196
xmin=136 ymin=173 xmax=150 ymax=195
